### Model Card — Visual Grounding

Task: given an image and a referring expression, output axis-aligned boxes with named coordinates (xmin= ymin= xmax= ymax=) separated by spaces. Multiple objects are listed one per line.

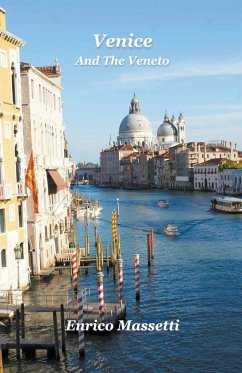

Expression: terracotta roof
xmin=36 ymin=65 xmax=61 ymax=78
xmin=120 ymin=144 xmax=134 ymax=151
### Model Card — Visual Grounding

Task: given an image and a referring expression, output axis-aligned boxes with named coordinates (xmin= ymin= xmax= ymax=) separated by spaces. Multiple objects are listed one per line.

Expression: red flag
xmin=25 ymin=152 xmax=39 ymax=214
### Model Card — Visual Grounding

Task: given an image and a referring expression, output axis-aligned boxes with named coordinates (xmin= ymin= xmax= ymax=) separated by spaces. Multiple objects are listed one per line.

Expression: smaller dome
xmin=157 ymin=122 xmax=177 ymax=137
xmin=157 ymin=113 xmax=178 ymax=137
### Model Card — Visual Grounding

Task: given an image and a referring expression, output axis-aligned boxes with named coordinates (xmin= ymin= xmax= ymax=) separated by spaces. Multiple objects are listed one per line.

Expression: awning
xmin=47 ymin=170 xmax=67 ymax=193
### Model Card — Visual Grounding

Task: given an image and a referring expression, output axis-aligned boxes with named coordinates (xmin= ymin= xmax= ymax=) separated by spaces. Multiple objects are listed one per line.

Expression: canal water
xmin=2 ymin=186 xmax=242 ymax=372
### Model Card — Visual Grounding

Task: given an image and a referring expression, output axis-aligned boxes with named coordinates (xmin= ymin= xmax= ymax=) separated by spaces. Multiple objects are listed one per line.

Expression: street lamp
xmin=14 ymin=243 xmax=22 ymax=289
xmin=117 ymin=197 xmax=120 ymax=216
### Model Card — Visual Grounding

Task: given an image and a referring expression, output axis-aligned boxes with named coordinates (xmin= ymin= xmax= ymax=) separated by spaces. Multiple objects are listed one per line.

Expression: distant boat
xmin=210 ymin=196 xmax=242 ymax=213
xmin=164 ymin=223 xmax=179 ymax=236
xmin=158 ymin=199 xmax=169 ymax=208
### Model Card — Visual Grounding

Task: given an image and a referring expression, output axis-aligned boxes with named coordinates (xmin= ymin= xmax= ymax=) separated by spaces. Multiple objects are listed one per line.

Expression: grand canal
xmin=2 ymin=186 xmax=242 ymax=372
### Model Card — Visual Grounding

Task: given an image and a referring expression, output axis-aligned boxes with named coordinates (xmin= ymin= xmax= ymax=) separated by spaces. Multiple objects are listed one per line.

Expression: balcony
xmin=0 ymin=183 xmax=12 ymax=200
xmin=17 ymin=181 xmax=28 ymax=198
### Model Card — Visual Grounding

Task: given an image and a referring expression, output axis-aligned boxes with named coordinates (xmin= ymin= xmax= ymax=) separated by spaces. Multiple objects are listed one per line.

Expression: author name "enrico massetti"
xmin=66 ymin=319 xmax=180 ymax=332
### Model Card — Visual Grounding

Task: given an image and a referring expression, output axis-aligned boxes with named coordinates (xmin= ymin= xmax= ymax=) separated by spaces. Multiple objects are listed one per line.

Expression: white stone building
xmin=194 ymin=158 xmax=223 ymax=191
xmin=217 ymin=166 xmax=242 ymax=195
xmin=21 ymin=62 xmax=71 ymax=274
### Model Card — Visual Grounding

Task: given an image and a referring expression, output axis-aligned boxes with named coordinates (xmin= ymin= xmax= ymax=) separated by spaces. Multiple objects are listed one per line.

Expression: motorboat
xmin=158 ymin=199 xmax=169 ymax=208
xmin=210 ymin=196 xmax=242 ymax=213
xmin=164 ymin=223 xmax=179 ymax=236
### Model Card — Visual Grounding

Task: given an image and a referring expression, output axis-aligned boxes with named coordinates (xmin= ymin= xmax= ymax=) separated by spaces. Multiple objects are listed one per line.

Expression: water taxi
xmin=164 ymin=223 xmax=179 ymax=236
xmin=158 ymin=199 xmax=169 ymax=208
xmin=210 ymin=196 xmax=242 ymax=213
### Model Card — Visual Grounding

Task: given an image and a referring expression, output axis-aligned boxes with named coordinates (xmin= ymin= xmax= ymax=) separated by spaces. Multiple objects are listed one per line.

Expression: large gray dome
xmin=117 ymin=95 xmax=153 ymax=147
xmin=119 ymin=113 xmax=152 ymax=134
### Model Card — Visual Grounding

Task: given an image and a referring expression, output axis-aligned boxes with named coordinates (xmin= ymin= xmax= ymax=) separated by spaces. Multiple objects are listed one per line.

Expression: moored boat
xmin=210 ymin=196 xmax=242 ymax=213
xmin=164 ymin=223 xmax=179 ymax=236
xmin=158 ymin=199 xmax=169 ymax=208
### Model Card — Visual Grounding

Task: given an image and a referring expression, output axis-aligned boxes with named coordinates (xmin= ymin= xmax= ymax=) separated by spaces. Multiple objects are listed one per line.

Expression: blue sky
xmin=2 ymin=0 xmax=242 ymax=162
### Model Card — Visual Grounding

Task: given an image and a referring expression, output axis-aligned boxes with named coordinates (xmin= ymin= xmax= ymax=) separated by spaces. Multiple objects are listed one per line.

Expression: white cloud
xmin=118 ymin=60 xmax=242 ymax=84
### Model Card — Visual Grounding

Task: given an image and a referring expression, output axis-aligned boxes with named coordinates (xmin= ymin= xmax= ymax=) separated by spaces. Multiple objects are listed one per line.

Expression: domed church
xmin=117 ymin=94 xmax=154 ymax=147
xmin=157 ymin=112 xmax=186 ymax=149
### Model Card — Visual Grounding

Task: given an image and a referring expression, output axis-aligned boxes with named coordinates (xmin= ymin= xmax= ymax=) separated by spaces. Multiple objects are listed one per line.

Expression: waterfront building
xmin=117 ymin=94 xmax=153 ymax=147
xmin=0 ymin=7 xmax=30 ymax=290
xmin=194 ymin=158 xmax=225 ymax=191
xmin=153 ymin=151 xmax=170 ymax=188
xmin=132 ymin=151 xmax=154 ymax=188
xmin=100 ymin=144 xmax=137 ymax=186
xmin=217 ymin=162 xmax=242 ymax=195
xmin=20 ymin=61 xmax=71 ymax=274
xmin=169 ymin=141 xmax=240 ymax=190
xmin=157 ymin=112 xmax=186 ymax=149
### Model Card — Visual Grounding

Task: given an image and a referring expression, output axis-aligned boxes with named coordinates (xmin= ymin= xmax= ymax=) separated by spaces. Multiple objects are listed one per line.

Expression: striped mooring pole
xmin=71 ymin=250 xmax=78 ymax=293
xmin=97 ymin=271 xmax=105 ymax=321
xmin=134 ymin=254 xmax=140 ymax=301
xmin=117 ymin=257 xmax=123 ymax=300
xmin=77 ymin=292 xmax=85 ymax=357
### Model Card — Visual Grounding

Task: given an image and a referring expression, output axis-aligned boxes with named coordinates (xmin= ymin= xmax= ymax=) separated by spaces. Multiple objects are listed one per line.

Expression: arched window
xmin=11 ymin=62 xmax=17 ymax=105
xmin=1 ymin=249 xmax=7 ymax=267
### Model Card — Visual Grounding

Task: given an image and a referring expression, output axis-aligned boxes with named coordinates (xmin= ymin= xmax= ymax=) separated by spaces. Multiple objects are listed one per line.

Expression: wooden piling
xmin=106 ymin=247 xmax=109 ymax=273
xmin=53 ymin=311 xmax=60 ymax=360
xmin=0 ymin=345 xmax=3 ymax=373
xmin=150 ymin=229 xmax=154 ymax=259
xmin=60 ymin=304 xmax=66 ymax=353
xmin=147 ymin=234 xmax=151 ymax=266
xmin=15 ymin=309 xmax=20 ymax=359
xmin=112 ymin=261 xmax=116 ymax=281
xmin=20 ymin=303 xmax=25 ymax=339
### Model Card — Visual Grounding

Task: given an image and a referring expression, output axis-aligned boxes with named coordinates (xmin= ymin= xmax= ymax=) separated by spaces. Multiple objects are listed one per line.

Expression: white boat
xmin=210 ymin=196 xmax=242 ymax=213
xmin=89 ymin=202 xmax=103 ymax=218
xmin=76 ymin=200 xmax=102 ymax=220
xmin=158 ymin=199 xmax=169 ymax=208
xmin=164 ymin=223 xmax=179 ymax=236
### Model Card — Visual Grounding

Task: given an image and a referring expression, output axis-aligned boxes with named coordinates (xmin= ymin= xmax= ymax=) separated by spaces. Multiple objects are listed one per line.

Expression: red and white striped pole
xmin=97 ymin=271 xmax=105 ymax=321
xmin=77 ymin=292 xmax=85 ymax=357
xmin=134 ymin=254 xmax=140 ymax=301
xmin=117 ymin=258 xmax=123 ymax=300
xmin=71 ymin=250 xmax=78 ymax=293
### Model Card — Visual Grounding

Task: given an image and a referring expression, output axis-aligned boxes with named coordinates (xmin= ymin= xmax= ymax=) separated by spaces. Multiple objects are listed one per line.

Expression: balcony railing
xmin=17 ymin=181 xmax=27 ymax=197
